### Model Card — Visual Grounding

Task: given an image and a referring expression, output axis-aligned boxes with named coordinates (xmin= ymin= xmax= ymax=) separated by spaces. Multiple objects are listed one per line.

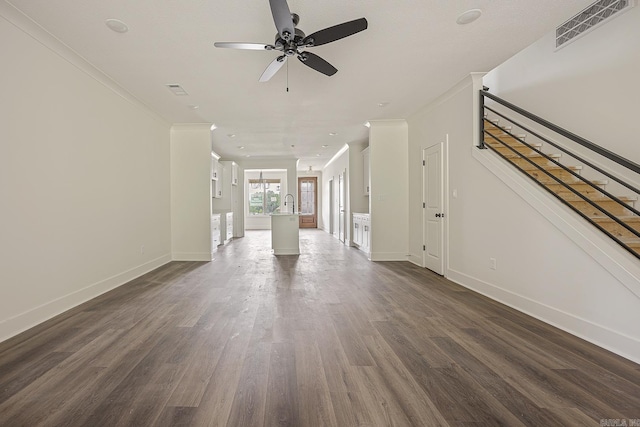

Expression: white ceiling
xmin=6 ymin=0 xmax=592 ymax=170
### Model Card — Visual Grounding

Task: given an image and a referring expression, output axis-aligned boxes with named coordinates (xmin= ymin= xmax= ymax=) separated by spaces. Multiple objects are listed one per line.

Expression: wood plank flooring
xmin=0 ymin=229 xmax=639 ymax=426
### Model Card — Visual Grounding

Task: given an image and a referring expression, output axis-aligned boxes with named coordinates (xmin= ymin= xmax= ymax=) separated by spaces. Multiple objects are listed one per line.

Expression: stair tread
xmin=504 ymin=153 xmax=561 ymax=159
xmin=485 ymin=128 xmax=516 ymax=135
xmin=486 ymin=141 xmax=541 ymax=148
xmin=619 ymin=237 xmax=640 ymax=246
xmin=485 ymin=134 xmax=533 ymax=140
xmin=546 ymin=180 xmax=608 ymax=186
xmin=591 ymin=215 xmax=640 ymax=222
xmin=563 ymin=195 xmax=637 ymax=202
xmin=521 ymin=164 xmax=582 ymax=171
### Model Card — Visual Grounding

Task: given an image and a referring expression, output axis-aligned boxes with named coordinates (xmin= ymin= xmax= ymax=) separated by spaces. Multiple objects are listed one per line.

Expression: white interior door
xmin=423 ymin=143 xmax=444 ymax=275
xmin=338 ymin=171 xmax=345 ymax=243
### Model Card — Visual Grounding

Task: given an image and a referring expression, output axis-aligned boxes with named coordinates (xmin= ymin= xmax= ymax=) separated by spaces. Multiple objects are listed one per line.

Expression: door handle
xmin=435 ymin=213 xmax=445 ymax=218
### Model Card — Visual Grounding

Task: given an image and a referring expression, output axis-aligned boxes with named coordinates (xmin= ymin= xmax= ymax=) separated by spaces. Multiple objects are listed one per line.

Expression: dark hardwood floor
xmin=0 ymin=229 xmax=639 ymax=426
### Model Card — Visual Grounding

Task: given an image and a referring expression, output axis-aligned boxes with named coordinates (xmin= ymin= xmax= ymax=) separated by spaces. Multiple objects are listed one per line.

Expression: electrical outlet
xmin=490 ymin=257 xmax=497 ymax=270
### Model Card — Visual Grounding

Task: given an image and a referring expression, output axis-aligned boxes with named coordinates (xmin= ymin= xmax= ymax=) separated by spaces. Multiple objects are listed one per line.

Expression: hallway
xmin=0 ymin=230 xmax=638 ymax=426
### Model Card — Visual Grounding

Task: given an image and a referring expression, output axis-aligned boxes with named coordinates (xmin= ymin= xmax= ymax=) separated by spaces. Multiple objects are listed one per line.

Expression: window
xmin=248 ymin=179 xmax=281 ymax=215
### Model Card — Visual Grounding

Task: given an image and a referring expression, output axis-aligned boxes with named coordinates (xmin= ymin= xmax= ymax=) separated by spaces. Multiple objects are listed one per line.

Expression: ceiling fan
xmin=214 ymin=0 xmax=367 ymax=82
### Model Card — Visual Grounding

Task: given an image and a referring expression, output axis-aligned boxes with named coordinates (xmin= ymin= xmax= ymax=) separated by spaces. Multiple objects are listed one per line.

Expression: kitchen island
xmin=270 ymin=213 xmax=300 ymax=255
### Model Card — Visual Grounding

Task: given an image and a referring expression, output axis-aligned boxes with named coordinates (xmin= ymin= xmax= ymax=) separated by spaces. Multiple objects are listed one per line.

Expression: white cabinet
xmin=225 ymin=212 xmax=234 ymax=242
xmin=361 ymin=215 xmax=371 ymax=254
xmin=211 ymin=153 xmax=222 ymax=199
xmin=352 ymin=213 xmax=371 ymax=256
xmin=211 ymin=154 xmax=220 ymax=181
xmin=271 ymin=214 xmax=300 ymax=255
xmin=212 ymin=163 xmax=223 ymax=199
xmin=362 ymin=147 xmax=370 ymax=196
xmin=231 ymin=162 xmax=238 ymax=186
xmin=211 ymin=214 xmax=221 ymax=250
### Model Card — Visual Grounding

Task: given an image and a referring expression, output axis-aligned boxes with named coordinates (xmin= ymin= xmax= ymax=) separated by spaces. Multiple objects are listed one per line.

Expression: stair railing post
xmin=478 ymin=87 xmax=487 ymax=149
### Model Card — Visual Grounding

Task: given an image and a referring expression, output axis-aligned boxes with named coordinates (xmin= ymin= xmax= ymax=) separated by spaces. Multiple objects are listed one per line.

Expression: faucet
xmin=284 ymin=193 xmax=295 ymax=214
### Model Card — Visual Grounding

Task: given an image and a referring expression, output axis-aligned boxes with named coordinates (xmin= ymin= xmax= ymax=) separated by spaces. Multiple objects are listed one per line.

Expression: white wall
xmin=369 ymin=121 xmax=409 ymax=261
xmin=408 ymin=71 xmax=640 ymax=362
xmin=170 ymin=125 xmax=213 ymax=260
xmin=0 ymin=11 xmax=171 ymax=341
xmin=483 ymin=5 xmax=640 ymax=183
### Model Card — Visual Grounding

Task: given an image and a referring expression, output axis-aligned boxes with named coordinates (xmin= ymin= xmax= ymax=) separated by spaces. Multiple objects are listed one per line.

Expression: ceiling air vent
xmin=556 ymin=0 xmax=634 ymax=49
xmin=166 ymin=84 xmax=189 ymax=96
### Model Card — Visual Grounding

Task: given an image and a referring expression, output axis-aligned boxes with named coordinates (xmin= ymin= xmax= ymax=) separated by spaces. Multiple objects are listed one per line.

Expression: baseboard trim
xmin=446 ymin=268 xmax=640 ymax=364
xmin=408 ymin=254 xmax=423 ymax=267
xmin=172 ymin=252 xmax=213 ymax=261
xmin=370 ymin=252 xmax=409 ymax=262
xmin=0 ymin=254 xmax=172 ymax=343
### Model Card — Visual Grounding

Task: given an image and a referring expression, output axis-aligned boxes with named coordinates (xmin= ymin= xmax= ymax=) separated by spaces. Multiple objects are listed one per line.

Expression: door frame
xmin=298 ymin=176 xmax=318 ymax=228
xmin=422 ymin=137 xmax=448 ymax=275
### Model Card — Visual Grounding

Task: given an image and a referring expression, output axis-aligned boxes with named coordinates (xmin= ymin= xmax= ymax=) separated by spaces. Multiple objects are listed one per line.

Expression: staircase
xmin=480 ymin=91 xmax=640 ymax=260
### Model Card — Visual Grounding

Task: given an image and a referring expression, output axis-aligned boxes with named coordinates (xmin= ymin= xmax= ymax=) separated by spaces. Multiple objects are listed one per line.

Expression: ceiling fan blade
xmin=260 ymin=56 xmax=287 ymax=82
xmin=214 ymin=42 xmax=274 ymax=51
xmin=269 ymin=0 xmax=295 ymax=41
xmin=297 ymin=52 xmax=337 ymax=77
xmin=303 ymin=18 xmax=368 ymax=47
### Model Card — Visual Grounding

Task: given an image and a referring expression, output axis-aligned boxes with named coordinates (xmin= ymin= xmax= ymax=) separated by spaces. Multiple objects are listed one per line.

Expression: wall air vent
xmin=556 ymin=0 xmax=634 ymax=49
xmin=165 ymin=84 xmax=189 ymax=96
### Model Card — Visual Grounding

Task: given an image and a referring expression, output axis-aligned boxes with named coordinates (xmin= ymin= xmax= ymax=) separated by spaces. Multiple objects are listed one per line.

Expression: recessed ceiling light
xmin=246 ymin=155 xmax=251 ymax=157
xmin=188 ymin=105 xmax=199 ymax=110
xmin=456 ymin=9 xmax=482 ymax=25
xmin=227 ymin=134 xmax=236 ymax=138
xmin=105 ymin=18 xmax=128 ymax=33
xmin=238 ymin=146 xmax=245 ymax=149
xmin=377 ymin=102 xmax=390 ymax=107
xmin=322 ymin=145 xmax=329 ymax=148
xmin=316 ymin=154 xmax=321 ymax=157
xmin=329 ymin=132 xmax=337 ymax=136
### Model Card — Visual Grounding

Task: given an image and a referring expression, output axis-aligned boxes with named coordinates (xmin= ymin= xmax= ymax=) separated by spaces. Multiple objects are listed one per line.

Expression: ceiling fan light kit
xmin=214 ymin=0 xmax=367 ymax=82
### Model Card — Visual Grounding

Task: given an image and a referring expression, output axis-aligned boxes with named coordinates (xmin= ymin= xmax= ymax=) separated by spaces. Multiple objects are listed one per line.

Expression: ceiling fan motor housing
xmin=275 ymin=27 xmax=307 ymax=55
